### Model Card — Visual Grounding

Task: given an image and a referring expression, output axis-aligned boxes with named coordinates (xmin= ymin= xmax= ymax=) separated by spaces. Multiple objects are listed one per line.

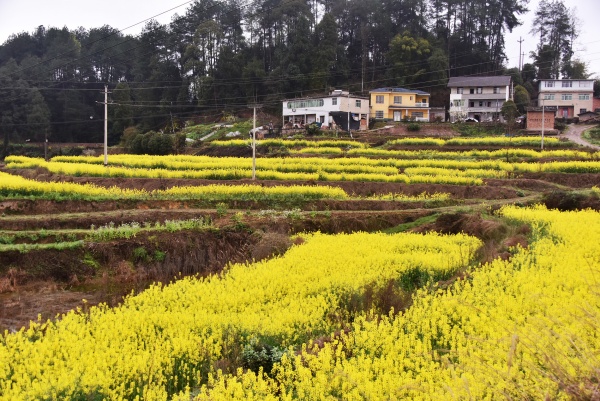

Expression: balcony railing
xmin=414 ymin=102 xmax=428 ymax=107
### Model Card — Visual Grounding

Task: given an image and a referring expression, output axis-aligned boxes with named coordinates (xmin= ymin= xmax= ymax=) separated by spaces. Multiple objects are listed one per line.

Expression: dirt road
xmin=560 ymin=124 xmax=600 ymax=150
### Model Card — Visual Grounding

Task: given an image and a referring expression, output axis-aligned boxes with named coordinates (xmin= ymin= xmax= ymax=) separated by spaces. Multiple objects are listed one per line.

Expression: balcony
xmin=414 ymin=102 xmax=428 ymax=107
xmin=456 ymin=93 xmax=506 ymax=100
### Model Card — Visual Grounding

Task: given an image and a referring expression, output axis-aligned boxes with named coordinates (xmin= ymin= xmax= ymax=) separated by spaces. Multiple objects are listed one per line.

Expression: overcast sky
xmin=1 ymin=0 xmax=599 ymax=78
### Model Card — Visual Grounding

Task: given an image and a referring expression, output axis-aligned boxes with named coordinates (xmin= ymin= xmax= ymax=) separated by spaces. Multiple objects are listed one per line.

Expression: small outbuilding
xmin=526 ymin=107 xmax=555 ymax=131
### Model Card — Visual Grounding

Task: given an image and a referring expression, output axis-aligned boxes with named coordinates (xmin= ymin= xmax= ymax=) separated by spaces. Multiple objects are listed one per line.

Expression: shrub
xmin=554 ymin=121 xmax=567 ymax=131
xmin=406 ymin=123 xmax=421 ymax=132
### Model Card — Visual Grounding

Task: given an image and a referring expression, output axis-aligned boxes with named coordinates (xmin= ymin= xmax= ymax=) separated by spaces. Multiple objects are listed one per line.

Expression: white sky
xmin=1 ymin=0 xmax=599 ymax=78
xmin=505 ymin=0 xmax=600 ymax=78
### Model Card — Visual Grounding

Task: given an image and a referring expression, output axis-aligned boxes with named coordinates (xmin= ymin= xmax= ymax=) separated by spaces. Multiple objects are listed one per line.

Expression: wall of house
xmin=527 ymin=111 xmax=555 ymax=130
xmin=370 ymin=92 xmax=430 ymax=121
xmin=282 ymin=96 xmax=368 ymax=128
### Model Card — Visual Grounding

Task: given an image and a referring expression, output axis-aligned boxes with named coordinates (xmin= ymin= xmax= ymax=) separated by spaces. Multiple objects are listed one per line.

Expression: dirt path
xmin=560 ymin=124 xmax=600 ymax=150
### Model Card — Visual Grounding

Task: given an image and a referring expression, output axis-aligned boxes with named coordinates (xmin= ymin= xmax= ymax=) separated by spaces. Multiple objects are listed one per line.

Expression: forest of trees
xmin=0 ymin=0 xmax=594 ymax=148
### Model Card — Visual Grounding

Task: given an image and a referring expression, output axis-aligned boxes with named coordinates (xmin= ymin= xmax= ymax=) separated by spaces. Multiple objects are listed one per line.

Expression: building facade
xmin=369 ymin=88 xmax=430 ymax=122
xmin=537 ymin=79 xmax=594 ymax=118
xmin=281 ymin=90 xmax=369 ymax=130
xmin=447 ymin=76 xmax=512 ymax=122
xmin=526 ymin=107 xmax=555 ymax=131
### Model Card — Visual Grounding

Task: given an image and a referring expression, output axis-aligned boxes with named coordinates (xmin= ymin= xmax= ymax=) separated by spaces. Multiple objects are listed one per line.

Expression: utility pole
xmin=517 ymin=37 xmax=524 ymax=72
xmin=104 ymin=85 xmax=108 ymax=166
xmin=248 ymin=103 xmax=262 ymax=180
xmin=347 ymin=91 xmax=353 ymax=138
xmin=96 ymin=85 xmax=111 ymax=166
xmin=44 ymin=130 xmax=48 ymax=161
xmin=541 ymin=100 xmax=545 ymax=151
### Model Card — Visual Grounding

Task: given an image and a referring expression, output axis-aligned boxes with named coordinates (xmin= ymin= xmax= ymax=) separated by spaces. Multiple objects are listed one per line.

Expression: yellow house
xmin=369 ymin=87 xmax=430 ymax=122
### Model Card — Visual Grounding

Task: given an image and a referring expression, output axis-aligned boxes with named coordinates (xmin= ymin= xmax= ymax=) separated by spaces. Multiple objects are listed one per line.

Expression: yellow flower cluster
xmin=349 ymin=148 xmax=599 ymax=160
xmin=194 ymin=205 xmax=600 ymax=400
xmin=210 ymin=139 xmax=368 ymax=149
xmin=387 ymin=136 xmax=564 ymax=147
xmin=0 ymin=231 xmax=480 ymax=400
xmin=8 ymin=154 xmax=600 ymax=186
xmin=0 ymin=171 xmax=348 ymax=201
xmin=0 ymin=171 xmax=145 ymax=199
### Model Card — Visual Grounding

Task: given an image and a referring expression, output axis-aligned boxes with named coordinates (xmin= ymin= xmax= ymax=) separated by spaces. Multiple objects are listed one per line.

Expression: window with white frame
xmin=375 ymin=110 xmax=384 ymax=118
xmin=561 ymin=94 xmax=572 ymax=100
xmin=545 ymin=81 xmax=555 ymax=87
xmin=493 ymin=87 xmax=499 ymax=94
xmin=562 ymin=81 xmax=572 ymax=88
xmin=579 ymin=81 xmax=591 ymax=87
xmin=355 ymin=100 xmax=361 ymax=107
xmin=579 ymin=94 xmax=590 ymax=100
xmin=393 ymin=96 xmax=402 ymax=104
xmin=544 ymin=94 xmax=555 ymax=100
xmin=457 ymin=87 xmax=463 ymax=94
xmin=412 ymin=111 xmax=424 ymax=118
xmin=287 ymin=99 xmax=324 ymax=109
xmin=476 ymin=87 xmax=483 ymax=94
xmin=332 ymin=98 xmax=337 ymax=105
xmin=375 ymin=95 xmax=384 ymax=104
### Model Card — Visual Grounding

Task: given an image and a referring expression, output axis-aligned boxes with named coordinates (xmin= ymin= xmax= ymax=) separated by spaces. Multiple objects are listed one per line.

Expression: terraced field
xmin=0 ymin=133 xmax=599 ymax=400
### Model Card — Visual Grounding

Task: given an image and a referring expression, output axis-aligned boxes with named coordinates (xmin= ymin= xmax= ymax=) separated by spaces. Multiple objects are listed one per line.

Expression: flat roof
xmin=369 ymin=87 xmax=430 ymax=95
xmin=448 ymin=75 xmax=511 ymax=87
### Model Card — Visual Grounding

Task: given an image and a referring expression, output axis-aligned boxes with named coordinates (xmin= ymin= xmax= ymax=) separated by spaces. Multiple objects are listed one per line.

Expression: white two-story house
xmin=282 ymin=89 xmax=369 ymax=130
xmin=537 ymin=79 xmax=594 ymax=119
xmin=447 ymin=76 xmax=512 ymax=122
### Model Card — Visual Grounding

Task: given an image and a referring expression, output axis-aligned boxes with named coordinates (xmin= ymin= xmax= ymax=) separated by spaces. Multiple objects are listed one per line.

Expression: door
xmin=393 ymin=111 xmax=401 ymax=122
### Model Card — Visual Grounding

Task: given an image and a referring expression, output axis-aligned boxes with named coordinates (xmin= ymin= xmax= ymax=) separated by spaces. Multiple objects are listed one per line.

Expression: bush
xmin=554 ymin=121 xmax=567 ymax=131
xmin=127 ymin=131 xmax=174 ymax=155
xmin=406 ymin=123 xmax=421 ymax=132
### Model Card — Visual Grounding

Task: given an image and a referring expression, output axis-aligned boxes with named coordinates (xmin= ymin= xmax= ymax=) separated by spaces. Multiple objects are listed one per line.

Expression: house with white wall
xmin=448 ymin=76 xmax=512 ymax=122
xmin=281 ymin=90 xmax=369 ymax=130
xmin=537 ymin=79 xmax=594 ymax=119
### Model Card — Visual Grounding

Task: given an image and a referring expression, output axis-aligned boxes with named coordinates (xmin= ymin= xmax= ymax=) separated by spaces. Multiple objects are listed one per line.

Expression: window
xmin=355 ymin=100 xmax=361 ymax=107
xmin=579 ymin=81 xmax=591 ymax=88
xmin=561 ymin=94 xmax=572 ymax=101
xmin=457 ymin=87 xmax=463 ymax=94
xmin=545 ymin=81 xmax=555 ymax=87
xmin=478 ymin=101 xmax=483 ymax=107
xmin=544 ymin=94 xmax=555 ymax=100
xmin=393 ymin=96 xmax=402 ymax=104
xmin=580 ymin=108 xmax=587 ymax=114
xmin=375 ymin=111 xmax=384 ymax=118
xmin=470 ymin=88 xmax=475 ymax=94
xmin=375 ymin=95 xmax=384 ymax=104
xmin=453 ymin=100 xmax=464 ymax=107
xmin=469 ymin=101 xmax=474 ymax=107
xmin=412 ymin=112 xmax=424 ymax=118
xmin=562 ymin=81 xmax=572 ymax=88
xmin=493 ymin=87 xmax=499 ymax=94
xmin=332 ymin=98 xmax=337 ymax=105
xmin=476 ymin=87 xmax=483 ymax=94
xmin=287 ymin=99 xmax=324 ymax=109
xmin=579 ymin=94 xmax=590 ymax=100
xmin=487 ymin=102 xmax=492 ymax=107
